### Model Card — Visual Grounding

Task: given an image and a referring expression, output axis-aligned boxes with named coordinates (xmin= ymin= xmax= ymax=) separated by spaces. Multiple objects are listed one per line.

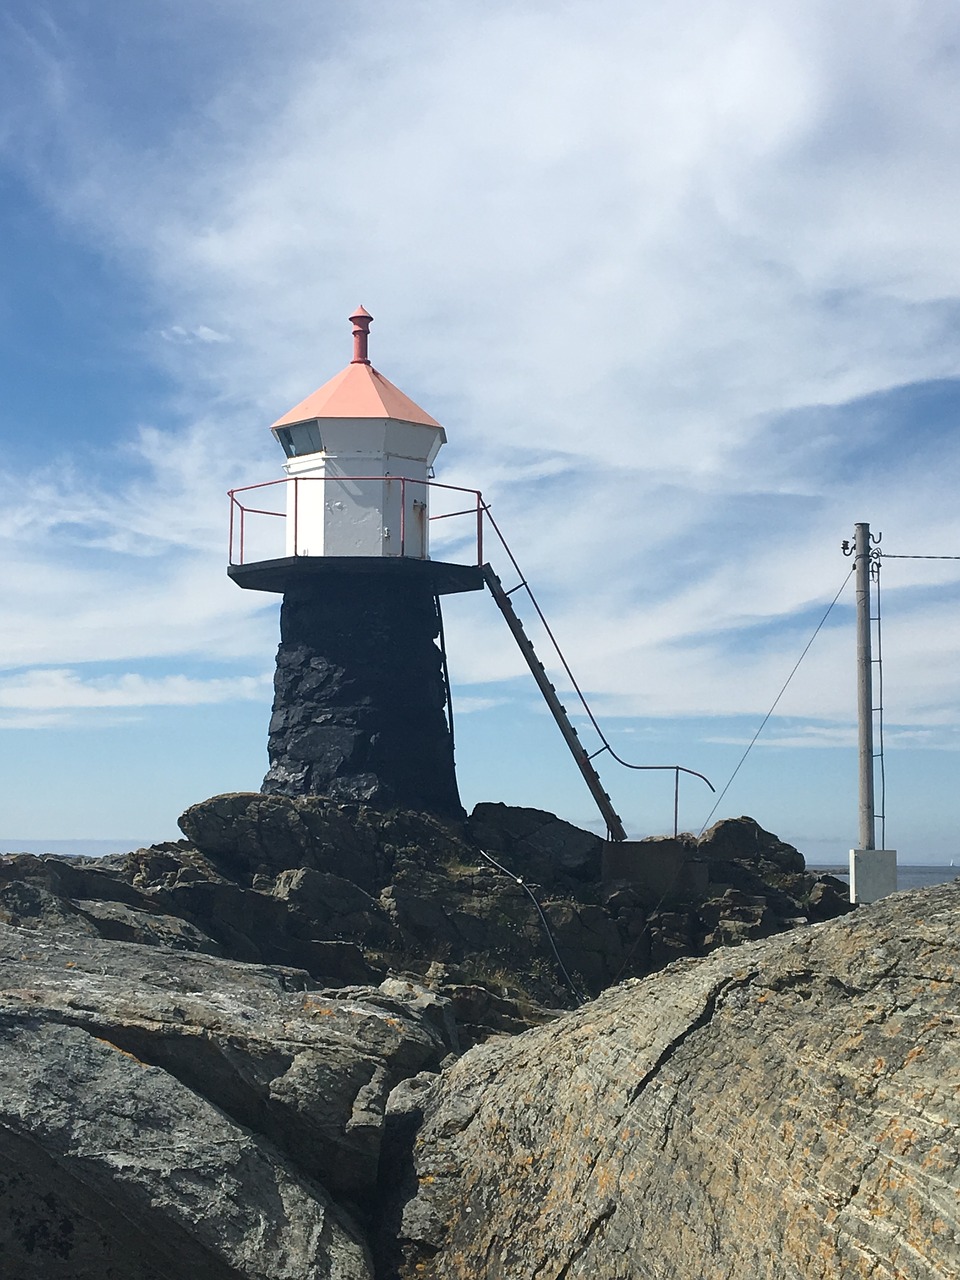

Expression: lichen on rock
xmin=2 ymin=796 xmax=931 ymax=1280
xmin=388 ymin=881 xmax=960 ymax=1280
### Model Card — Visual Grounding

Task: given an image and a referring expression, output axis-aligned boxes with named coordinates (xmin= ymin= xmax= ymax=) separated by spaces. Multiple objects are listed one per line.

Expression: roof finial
xmin=349 ymin=305 xmax=373 ymax=365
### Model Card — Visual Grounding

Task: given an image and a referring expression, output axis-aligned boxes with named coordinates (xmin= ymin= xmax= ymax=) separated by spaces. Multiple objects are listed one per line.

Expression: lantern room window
xmin=276 ymin=420 xmax=324 ymax=457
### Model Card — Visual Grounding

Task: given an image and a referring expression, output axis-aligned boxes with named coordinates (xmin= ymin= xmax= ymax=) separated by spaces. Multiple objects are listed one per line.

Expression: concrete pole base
xmin=849 ymin=848 xmax=898 ymax=904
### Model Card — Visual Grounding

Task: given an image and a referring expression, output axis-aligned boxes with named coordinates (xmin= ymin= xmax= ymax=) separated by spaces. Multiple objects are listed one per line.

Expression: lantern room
xmin=269 ymin=306 xmax=446 ymax=560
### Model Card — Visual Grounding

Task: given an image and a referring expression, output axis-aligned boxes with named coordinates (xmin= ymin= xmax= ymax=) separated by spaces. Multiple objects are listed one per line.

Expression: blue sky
xmin=2 ymin=1 xmax=960 ymax=863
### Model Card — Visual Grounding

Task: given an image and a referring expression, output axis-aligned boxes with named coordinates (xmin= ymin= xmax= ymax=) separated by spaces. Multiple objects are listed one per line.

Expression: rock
xmin=0 ymin=926 xmax=452 ymax=1199
xmin=807 ymin=874 xmax=853 ymax=921
xmin=377 ymin=978 xmax=460 ymax=1055
xmin=2 ymin=807 xmax=952 ymax=1278
xmin=468 ymin=802 xmax=603 ymax=885
xmin=390 ymin=882 xmax=960 ymax=1279
xmin=0 ymin=856 xmax=223 ymax=954
xmin=72 ymin=898 xmax=224 ymax=952
xmin=0 ymin=1021 xmax=373 ymax=1280
xmin=0 ymin=914 xmax=474 ymax=1278
xmin=0 ymin=877 xmax=95 ymax=934
xmin=1 ymin=801 xmax=854 ymax=1045
xmin=698 ymin=814 xmax=806 ymax=872
xmin=177 ymin=792 xmax=467 ymax=893
xmin=178 ymin=792 xmax=385 ymax=889
xmin=0 ymin=803 xmax=855 ymax=1044
xmin=175 ymin=796 xmax=618 ymax=1013
xmin=0 ymin=851 xmax=152 ymax=906
xmin=274 ymin=868 xmax=400 ymax=949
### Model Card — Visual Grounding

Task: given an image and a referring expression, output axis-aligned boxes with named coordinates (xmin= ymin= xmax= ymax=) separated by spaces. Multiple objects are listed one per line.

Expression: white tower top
xmin=270 ymin=308 xmax=445 ymax=560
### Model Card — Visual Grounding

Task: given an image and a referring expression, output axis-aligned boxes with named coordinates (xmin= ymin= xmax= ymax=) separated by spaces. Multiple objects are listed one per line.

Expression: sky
xmin=2 ymin=0 xmax=960 ymax=864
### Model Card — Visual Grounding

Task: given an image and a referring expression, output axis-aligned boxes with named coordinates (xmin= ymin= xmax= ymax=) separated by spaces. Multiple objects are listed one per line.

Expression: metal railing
xmin=227 ymin=475 xmax=486 ymax=565
xmin=226 ymin=473 xmax=712 ymax=836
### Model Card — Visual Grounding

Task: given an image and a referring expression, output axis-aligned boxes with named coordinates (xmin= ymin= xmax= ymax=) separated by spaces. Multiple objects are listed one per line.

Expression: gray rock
xmin=468 ymin=802 xmax=603 ymax=884
xmin=698 ymin=813 xmax=806 ymax=872
xmin=72 ymin=898 xmax=223 ymax=952
xmin=392 ymin=882 xmax=960 ymax=1279
xmin=178 ymin=792 xmax=393 ymax=891
xmin=0 ymin=923 xmax=451 ymax=1214
xmin=0 ymin=1020 xmax=373 ymax=1280
xmin=378 ymin=977 xmax=460 ymax=1055
xmin=2 ymin=800 xmax=855 ymax=1044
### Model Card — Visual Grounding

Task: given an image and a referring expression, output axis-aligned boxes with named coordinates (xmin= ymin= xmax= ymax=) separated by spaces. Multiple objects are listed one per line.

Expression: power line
xmin=698 ymin=568 xmax=854 ymax=835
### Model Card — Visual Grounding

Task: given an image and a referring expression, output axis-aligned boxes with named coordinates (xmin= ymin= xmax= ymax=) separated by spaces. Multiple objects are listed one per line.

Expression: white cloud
xmin=3 ymin=0 xmax=960 ymax=757
xmin=0 ymin=668 xmax=271 ymax=713
xmin=0 ymin=413 xmax=282 ymax=670
xmin=160 ymin=325 xmax=231 ymax=344
xmin=449 ymin=695 xmax=510 ymax=715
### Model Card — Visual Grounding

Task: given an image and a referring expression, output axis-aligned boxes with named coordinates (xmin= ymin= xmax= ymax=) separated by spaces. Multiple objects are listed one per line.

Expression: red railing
xmin=226 ymin=472 xmax=714 ymax=836
xmin=227 ymin=475 xmax=486 ymax=566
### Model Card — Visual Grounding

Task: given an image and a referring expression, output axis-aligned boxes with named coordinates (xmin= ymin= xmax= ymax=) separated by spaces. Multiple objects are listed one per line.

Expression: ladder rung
xmin=482 ymin=559 xmax=626 ymax=842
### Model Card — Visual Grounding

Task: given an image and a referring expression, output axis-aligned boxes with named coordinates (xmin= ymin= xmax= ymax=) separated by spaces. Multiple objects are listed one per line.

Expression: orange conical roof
xmin=272 ymin=307 xmax=441 ymax=430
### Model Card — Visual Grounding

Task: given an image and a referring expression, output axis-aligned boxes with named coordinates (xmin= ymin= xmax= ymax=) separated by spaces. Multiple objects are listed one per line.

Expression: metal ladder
xmin=481 ymin=563 xmax=627 ymax=841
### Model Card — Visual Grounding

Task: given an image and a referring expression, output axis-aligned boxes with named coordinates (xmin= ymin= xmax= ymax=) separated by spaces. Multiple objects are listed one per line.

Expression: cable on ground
xmin=475 ymin=847 xmax=587 ymax=1006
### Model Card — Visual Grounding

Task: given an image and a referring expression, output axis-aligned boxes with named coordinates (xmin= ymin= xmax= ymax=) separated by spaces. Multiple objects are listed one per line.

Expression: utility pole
xmin=854 ymin=521 xmax=876 ymax=851
xmin=844 ymin=521 xmax=896 ymax=903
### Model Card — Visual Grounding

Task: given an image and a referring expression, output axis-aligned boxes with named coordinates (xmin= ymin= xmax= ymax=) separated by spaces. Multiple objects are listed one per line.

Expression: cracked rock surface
xmin=388 ymin=882 xmax=960 ymax=1280
xmin=2 ymin=799 xmax=849 ymax=1043
xmin=0 ymin=924 xmax=455 ymax=1280
xmin=2 ymin=799 xmax=946 ymax=1279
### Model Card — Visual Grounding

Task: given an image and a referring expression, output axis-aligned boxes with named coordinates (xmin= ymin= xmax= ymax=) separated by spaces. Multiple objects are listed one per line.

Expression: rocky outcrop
xmin=467 ymin=802 xmax=603 ymax=883
xmin=388 ymin=881 xmax=960 ymax=1280
xmin=0 ymin=922 xmax=460 ymax=1279
xmin=1 ymin=790 xmax=955 ymax=1280
xmin=1 ymin=798 xmax=850 ymax=1044
xmin=1 ymin=866 xmax=956 ymax=1279
xmin=262 ymin=581 xmax=462 ymax=816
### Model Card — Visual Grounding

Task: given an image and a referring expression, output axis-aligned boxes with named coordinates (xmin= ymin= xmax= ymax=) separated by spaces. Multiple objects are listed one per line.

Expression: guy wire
xmin=698 ymin=568 xmax=854 ymax=835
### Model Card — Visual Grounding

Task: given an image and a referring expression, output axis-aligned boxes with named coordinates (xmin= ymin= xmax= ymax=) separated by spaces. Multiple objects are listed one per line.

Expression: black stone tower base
xmin=262 ymin=576 xmax=464 ymax=817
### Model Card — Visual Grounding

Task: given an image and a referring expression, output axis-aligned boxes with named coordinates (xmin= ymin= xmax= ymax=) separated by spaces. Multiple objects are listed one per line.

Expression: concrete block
xmin=849 ymin=849 xmax=897 ymax=904
xmin=603 ymin=840 xmax=709 ymax=903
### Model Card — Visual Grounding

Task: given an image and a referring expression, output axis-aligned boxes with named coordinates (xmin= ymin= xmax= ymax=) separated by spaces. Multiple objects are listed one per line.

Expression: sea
xmin=808 ymin=864 xmax=959 ymax=892
xmin=0 ymin=838 xmax=158 ymax=858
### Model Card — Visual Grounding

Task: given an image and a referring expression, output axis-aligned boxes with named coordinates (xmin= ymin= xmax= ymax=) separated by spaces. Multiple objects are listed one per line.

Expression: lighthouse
xmin=229 ymin=308 xmax=484 ymax=816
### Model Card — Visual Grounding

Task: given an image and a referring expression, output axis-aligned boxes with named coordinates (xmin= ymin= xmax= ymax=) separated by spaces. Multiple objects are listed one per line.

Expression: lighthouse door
xmin=384 ymin=475 xmax=428 ymax=559
xmin=409 ymin=489 xmax=428 ymax=558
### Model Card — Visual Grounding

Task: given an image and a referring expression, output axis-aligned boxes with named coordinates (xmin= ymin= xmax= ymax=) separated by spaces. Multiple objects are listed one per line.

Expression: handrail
xmin=226 ymin=475 xmax=485 ymax=566
xmin=226 ymin=475 xmax=711 ymax=834
xmin=477 ymin=504 xmax=714 ymax=835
